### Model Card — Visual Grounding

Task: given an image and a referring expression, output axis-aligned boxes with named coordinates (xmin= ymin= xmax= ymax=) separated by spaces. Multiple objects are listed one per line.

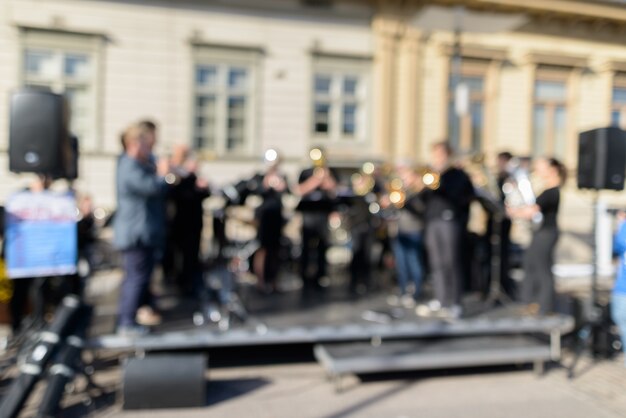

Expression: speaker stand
xmin=568 ymin=191 xmax=605 ymax=379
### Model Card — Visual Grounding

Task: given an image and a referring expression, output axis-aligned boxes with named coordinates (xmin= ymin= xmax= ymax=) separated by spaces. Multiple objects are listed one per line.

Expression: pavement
xmin=17 ymin=352 xmax=626 ymax=418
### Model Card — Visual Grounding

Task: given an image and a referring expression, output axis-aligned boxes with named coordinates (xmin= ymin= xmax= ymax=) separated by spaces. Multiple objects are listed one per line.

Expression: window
xmin=21 ymin=30 xmax=101 ymax=151
xmin=448 ymin=74 xmax=485 ymax=152
xmin=312 ymin=57 xmax=369 ymax=142
xmin=612 ymin=73 xmax=626 ymax=130
xmin=193 ymin=47 xmax=259 ymax=156
xmin=447 ymin=58 xmax=489 ymax=153
xmin=532 ymin=74 xmax=568 ymax=159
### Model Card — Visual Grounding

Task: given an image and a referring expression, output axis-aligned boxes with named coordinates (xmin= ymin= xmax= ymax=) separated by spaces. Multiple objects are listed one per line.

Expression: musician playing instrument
xmin=490 ymin=151 xmax=516 ymax=297
xmin=345 ymin=163 xmax=380 ymax=296
xmin=418 ymin=142 xmax=474 ymax=319
xmin=296 ymin=147 xmax=338 ymax=291
xmin=382 ymin=163 xmax=427 ymax=307
xmin=252 ymin=149 xmax=289 ymax=293
xmin=163 ymin=145 xmax=211 ymax=296
xmin=507 ymin=157 xmax=566 ymax=315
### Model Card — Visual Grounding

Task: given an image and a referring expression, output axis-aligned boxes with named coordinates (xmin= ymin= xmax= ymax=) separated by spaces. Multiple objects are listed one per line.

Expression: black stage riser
xmin=123 ymin=354 xmax=207 ymax=410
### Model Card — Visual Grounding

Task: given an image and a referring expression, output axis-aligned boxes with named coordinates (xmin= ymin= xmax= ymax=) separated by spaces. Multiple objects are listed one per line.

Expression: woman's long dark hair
xmin=547 ymin=157 xmax=567 ymax=185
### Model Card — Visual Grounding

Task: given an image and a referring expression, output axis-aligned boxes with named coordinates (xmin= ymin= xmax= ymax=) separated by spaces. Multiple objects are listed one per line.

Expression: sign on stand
xmin=4 ymin=190 xmax=77 ymax=279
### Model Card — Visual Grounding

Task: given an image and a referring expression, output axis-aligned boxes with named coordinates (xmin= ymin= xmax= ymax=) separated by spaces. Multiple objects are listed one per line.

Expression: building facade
xmin=0 ymin=0 xmax=626 ymax=207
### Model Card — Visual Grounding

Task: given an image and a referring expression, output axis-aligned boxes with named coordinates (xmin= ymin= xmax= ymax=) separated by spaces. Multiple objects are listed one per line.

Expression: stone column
xmin=483 ymin=59 xmax=501 ymax=158
xmin=372 ymin=16 xmax=402 ymax=160
xmin=517 ymin=53 xmax=536 ymax=157
xmin=394 ymin=28 xmax=422 ymax=161
xmin=566 ymin=67 xmax=583 ymax=165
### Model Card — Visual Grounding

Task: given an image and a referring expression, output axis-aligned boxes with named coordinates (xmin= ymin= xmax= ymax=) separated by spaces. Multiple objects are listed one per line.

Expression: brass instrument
xmin=503 ymin=158 xmax=543 ymax=228
xmin=464 ymin=152 xmax=499 ymax=196
xmin=309 ymin=147 xmax=327 ymax=178
xmin=387 ymin=177 xmax=406 ymax=208
xmin=351 ymin=162 xmax=377 ymax=196
xmin=421 ymin=169 xmax=440 ymax=190
xmin=164 ymin=172 xmax=180 ymax=185
xmin=264 ymin=148 xmax=279 ymax=165
xmin=263 ymin=148 xmax=286 ymax=190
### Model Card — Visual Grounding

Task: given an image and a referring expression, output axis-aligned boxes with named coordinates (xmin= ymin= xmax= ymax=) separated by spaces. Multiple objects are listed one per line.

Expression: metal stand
xmin=35 ymin=306 xmax=101 ymax=418
xmin=485 ymin=211 xmax=513 ymax=307
xmin=0 ymin=295 xmax=82 ymax=418
xmin=0 ymin=278 xmax=49 ymax=376
xmin=568 ymin=191 xmax=603 ymax=379
xmin=194 ymin=237 xmax=257 ymax=331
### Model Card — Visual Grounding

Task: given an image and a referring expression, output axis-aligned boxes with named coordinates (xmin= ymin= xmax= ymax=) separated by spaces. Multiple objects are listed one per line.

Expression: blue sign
xmin=5 ymin=190 xmax=77 ymax=279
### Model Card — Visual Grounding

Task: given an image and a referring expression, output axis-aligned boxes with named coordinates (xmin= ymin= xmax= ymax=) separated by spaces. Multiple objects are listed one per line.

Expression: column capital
xmin=372 ymin=15 xmax=406 ymax=39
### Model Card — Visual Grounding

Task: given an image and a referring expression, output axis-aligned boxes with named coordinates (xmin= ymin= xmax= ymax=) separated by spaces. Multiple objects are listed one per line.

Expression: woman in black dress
xmin=507 ymin=157 xmax=567 ymax=314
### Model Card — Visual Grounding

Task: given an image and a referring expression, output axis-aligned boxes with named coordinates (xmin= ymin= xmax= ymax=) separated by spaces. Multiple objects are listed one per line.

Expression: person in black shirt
xmin=252 ymin=149 xmax=289 ymax=293
xmin=507 ymin=157 xmax=566 ymax=314
xmin=344 ymin=165 xmax=382 ymax=296
xmin=296 ymin=148 xmax=338 ymax=291
xmin=418 ymin=142 xmax=474 ymax=319
xmin=166 ymin=147 xmax=211 ymax=296
xmin=489 ymin=151 xmax=515 ymax=298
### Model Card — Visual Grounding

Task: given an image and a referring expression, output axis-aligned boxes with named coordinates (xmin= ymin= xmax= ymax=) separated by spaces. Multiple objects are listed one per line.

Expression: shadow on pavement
xmin=208 ymin=377 xmax=270 ymax=406
xmin=59 ymin=386 xmax=118 ymax=418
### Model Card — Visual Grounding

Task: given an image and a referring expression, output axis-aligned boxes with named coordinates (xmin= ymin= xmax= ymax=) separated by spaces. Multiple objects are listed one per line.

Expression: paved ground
xmin=21 ymin=352 xmax=626 ymax=418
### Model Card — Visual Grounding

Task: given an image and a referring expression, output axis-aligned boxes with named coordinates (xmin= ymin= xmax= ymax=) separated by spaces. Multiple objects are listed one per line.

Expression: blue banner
xmin=5 ymin=190 xmax=77 ymax=279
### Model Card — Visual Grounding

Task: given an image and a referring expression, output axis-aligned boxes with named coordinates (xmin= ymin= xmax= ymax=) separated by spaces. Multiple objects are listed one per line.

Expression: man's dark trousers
xmin=118 ymin=247 xmax=155 ymax=327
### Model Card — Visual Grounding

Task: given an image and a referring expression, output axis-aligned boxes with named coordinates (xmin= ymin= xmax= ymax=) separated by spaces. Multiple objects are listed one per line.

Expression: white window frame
xmin=20 ymin=28 xmax=103 ymax=152
xmin=612 ymin=75 xmax=626 ymax=130
xmin=532 ymin=75 xmax=569 ymax=159
xmin=192 ymin=46 xmax=260 ymax=157
xmin=447 ymin=71 xmax=487 ymax=153
xmin=311 ymin=56 xmax=371 ymax=144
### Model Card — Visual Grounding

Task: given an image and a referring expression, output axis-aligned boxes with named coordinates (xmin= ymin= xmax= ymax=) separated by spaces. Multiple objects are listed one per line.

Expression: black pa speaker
xmin=123 ymin=353 xmax=207 ymax=410
xmin=577 ymin=127 xmax=626 ymax=190
xmin=9 ymin=89 xmax=74 ymax=178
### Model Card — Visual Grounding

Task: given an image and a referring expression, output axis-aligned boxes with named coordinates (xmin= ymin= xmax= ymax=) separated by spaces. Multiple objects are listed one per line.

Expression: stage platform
xmin=314 ymin=335 xmax=555 ymax=391
xmin=88 ymin=287 xmax=575 ymax=352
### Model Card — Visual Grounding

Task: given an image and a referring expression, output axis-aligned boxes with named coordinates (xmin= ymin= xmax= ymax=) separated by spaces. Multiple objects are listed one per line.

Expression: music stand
xmin=474 ymin=189 xmax=513 ymax=308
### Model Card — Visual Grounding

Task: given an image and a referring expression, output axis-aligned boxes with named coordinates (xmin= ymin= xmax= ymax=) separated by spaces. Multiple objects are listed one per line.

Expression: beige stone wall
xmin=1 ymin=0 xmax=626 ymax=211
xmin=393 ymin=26 xmax=626 ymax=166
xmin=0 ymin=0 xmax=374 ymax=207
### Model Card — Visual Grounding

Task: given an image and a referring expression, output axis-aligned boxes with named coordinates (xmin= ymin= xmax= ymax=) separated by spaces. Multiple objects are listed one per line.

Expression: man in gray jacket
xmin=114 ymin=124 xmax=169 ymax=334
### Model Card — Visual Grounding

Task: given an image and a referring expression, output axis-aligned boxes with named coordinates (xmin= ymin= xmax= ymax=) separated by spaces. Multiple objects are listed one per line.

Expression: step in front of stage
xmin=315 ymin=335 xmax=554 ymax=391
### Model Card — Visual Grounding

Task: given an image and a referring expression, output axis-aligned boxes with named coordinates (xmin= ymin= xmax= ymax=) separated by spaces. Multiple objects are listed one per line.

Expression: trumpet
xmin=309 ymin=148 xmax=326 ymax=174
xmin=420 ymin=169 xmax=440 ymax=190
xmin=164 ymin=171 xmax=182 ymax=186
xmin=264 ymin=148 xmax=280 ymax=166
xmin=351 ymin=162 xmax=377 ymax=196
xmin=387 ymin=177 xmax=406 ymax=208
